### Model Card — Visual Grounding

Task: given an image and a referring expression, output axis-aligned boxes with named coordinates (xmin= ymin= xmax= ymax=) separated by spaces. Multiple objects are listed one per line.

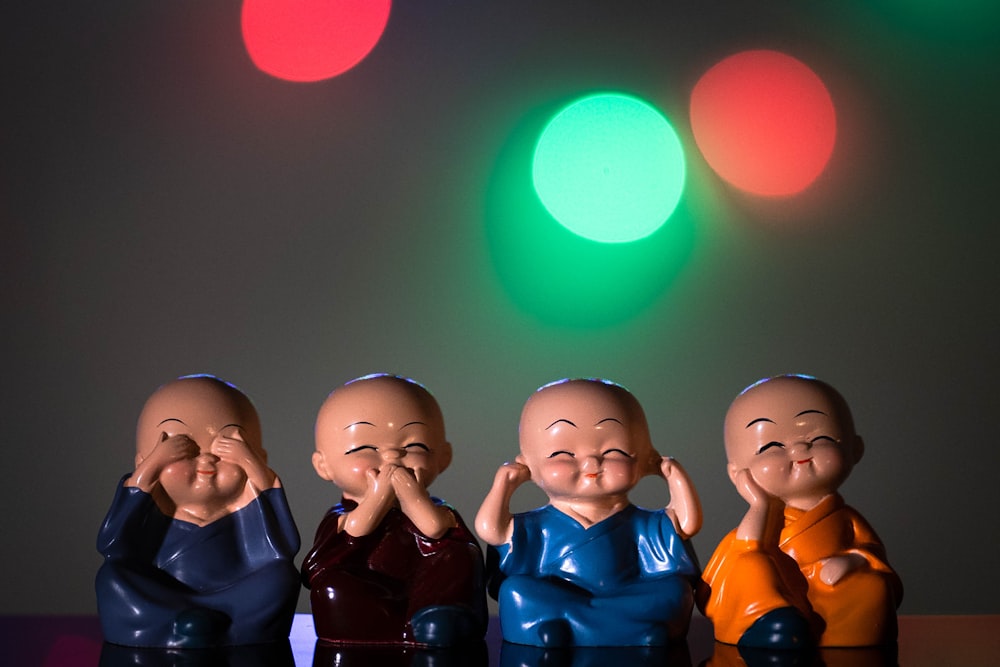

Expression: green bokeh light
xmin=486 ymin=100 xmax=696 ymax=328
xmin=532 ymin=93 xmax=686 ymax=244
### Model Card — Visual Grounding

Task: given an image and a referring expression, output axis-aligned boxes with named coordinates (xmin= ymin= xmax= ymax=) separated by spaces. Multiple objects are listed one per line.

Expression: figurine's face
xmin=518 ymin=380 xmax=654 ymax=502
xmin=313 ymin=376 xmax=452 ymax=500
xmin=136 ymin=377 xmax=263 ymax=510
xmin=724 ymin=377 xmax=862 ymax=508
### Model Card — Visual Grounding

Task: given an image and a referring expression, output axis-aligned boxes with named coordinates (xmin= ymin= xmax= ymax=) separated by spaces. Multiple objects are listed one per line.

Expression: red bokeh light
xmin=690 ymin=50 xmax=837 ymax=197
xmin=241 ymin=0 xmax=391 ymax=82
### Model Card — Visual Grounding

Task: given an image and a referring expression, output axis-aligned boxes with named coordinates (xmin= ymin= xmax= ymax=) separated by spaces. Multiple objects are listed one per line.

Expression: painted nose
xmin=381 ymin=448 xmax=404 ymax=462
xmin=789 ymin=439 xmax=812 ymax=455
xmin=581 ymin=455 xmax=601 ymax=472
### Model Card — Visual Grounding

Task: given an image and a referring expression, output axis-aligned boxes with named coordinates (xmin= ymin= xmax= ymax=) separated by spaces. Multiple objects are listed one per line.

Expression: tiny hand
xmin=149 ymin=433 xmax=199 ymax=466
xmin=129 ymin=433 xmax=197 ymax=490
xmin=212 ymin=429 xmax=275 ymax=489
xmin=734 ymin=469 xmax=770 ymax=509
xmin=819 ymin=553 xmax=867 ymax=586
xmin=661 ymin=456 xmax=702 ymax=539
xmin=636 ymin=447 xmax=665 ymax=477
xmin=341 ymin=466 xmax=397 ymax=536
xmin=496 ymin=460 xmax=531 ymax=488
xmin=211 ymin=429 xmax=254 ymax=464
xmin=389 ymin=465 xmax=427 ymax=502
xmin=365 ymin=464 xmax=397 ymax=503
xmin=659 ymin=456 xmax=676 ymax=479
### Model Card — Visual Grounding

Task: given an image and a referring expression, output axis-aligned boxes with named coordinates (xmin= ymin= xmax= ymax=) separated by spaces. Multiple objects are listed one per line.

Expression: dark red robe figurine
xmin=301 ymin=374 xmax=486 ymax=646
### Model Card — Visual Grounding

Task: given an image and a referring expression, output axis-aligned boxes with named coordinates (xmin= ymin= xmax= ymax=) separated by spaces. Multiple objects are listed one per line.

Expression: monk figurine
xmin=96 ymin=375 xmax=300 ymax=648
xmin=698 ymin=374 xmax=903 ymax=648
xmin=301 ymin=374 xmax=486 ymax=646
xmin=476 ymin=378 xmax=702 ymax=647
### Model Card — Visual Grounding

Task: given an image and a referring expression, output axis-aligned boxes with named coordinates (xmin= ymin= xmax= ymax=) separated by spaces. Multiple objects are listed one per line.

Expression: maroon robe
xmin=301 ymin=498 xmax=486 ymax=644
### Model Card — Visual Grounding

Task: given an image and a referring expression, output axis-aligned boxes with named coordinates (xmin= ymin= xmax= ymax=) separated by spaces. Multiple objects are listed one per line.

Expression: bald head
xmin=313 ymin=374 xmax=452 ymax=496
xmin=315 ymin=374 xmax=446 ymax=447
xmin=520 ymin=378 xmax=654 ymax=459
xmin=136 ymin=375 xmax=262 ymax=461
xmin=724 ymin=375 xmax=856 ymax=464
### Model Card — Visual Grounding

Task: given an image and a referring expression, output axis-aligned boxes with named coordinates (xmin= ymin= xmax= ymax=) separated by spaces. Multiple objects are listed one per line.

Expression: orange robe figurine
xmin=698 ymin=375 xmax=902 ymax=649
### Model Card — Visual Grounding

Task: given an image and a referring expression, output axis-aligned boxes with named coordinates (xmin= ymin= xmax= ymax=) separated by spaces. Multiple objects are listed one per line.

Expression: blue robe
xmin=493 ymin=504 xmax=698 ymax=646
xmin=96 ymin=476 xmax=300 ymax=647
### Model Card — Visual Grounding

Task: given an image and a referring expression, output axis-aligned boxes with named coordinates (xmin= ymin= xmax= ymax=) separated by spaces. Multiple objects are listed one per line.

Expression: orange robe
xmin=699 ymin=494 xmax=902 ymax=647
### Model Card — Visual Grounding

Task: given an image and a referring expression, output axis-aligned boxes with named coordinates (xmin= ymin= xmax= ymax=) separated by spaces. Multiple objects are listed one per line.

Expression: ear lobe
xmin=437 ymin=441 xmax=453 ymax=473
xmin=852 ymin=436 xmax=865 ymax=465
xmin=312 ymin=450 xmax=331 ymax=481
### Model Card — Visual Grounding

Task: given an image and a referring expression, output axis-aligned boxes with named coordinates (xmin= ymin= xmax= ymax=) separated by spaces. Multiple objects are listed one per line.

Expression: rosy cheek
xmin=540 ymin=462 xmax=575 ymax=480
xmin=816 ymin=449 xmax=846 ymax=474
xmin=216 ymin=462 xmax=248 ymax=481
xmin=603 ymin=461 xmax=632 ymax=476
xmin=753 ymin=460 xmax=785 ymax=484
xmin=347 ymin=456 xmax=379 ymax=474
xmin=161 ymin=459 xmax=196 ymax=478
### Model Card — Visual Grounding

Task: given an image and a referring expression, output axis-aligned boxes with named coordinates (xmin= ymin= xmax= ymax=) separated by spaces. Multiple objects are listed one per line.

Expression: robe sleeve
xmin=301 ymin=503 xmax=354 ymax=588
xmin=846 ymin=509 xmax=904 ymax=604
xmin=234 ymin=486 xmax=300 ymax=566
xmin=96 ymin=474 xmax=170 ymax=563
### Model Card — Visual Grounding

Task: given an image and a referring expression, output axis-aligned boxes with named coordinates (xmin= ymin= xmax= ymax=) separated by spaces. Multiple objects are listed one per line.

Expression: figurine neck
xmin=152 ymin=485 xmax=257 ymax=527
xmin=782 ymin=491 xmax=834 ymax=513
xmin=549 ymin=494 xmax=631 ymax=529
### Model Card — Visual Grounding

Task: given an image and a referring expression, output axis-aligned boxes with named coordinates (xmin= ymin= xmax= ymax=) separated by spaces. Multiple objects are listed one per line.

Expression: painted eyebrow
xmin=399 ymin=421 xmax=427 ymax=430
xmin=745 ymin=417 xmax=776 ymax=428
xmin=546 ymin=419 xmax=577 ymax=430
xmin=596 ymin=417 xmax=624 ymax=426
xmin=157 ymin=418 xmax=187 ymax=427
xmin=343 ymin=421 xmax=376 ymax=430
xmin=795 ymin=409 xmax=828 ymax=417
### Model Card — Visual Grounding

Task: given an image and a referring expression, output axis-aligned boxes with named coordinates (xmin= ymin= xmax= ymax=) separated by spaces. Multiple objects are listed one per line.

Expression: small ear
xmin=851 ymin=435 xmax=865 ymax=465
xmin=436 ymin=440 xmax=454 ymax=473
xmin=727 ymin=462 xmax=742 ymax=488
xmin=514 ymin=453 xmax=527 ymax=466
xmin=134 ymin=452 xmax=145 ymax=468
xmin=312 ymin=450 xmax=332 ymax=481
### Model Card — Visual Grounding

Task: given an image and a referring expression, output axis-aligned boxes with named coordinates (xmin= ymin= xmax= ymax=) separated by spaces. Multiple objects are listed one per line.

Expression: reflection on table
xmin=2 ymin=614 xmax=998 ymax=667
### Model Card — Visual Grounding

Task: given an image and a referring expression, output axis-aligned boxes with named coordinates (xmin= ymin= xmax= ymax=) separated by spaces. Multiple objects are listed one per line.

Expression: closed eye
xmin=810 ymin=435 xmax=838 ymax=445
xmin=404 ymin=443 xmax=430 ymax=452
xmin=602 ymin=448 xmax=633 ymax=458
xmin=345 ymin=445 xmax=378 ymax=455
xmin=757 ymin=441 xmax=784 ymax=454
xmin=548 ymin=450 xmax=574 ymax=458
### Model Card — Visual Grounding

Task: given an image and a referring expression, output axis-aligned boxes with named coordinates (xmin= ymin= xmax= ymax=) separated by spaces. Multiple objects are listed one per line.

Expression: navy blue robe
xmin=96 ymin=476 xmax=300 ymax=647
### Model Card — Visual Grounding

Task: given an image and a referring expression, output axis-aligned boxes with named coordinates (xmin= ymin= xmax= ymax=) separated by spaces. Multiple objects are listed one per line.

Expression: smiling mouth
xmin=584 ymin=473 xmax=600 ymax=479
xmin=196 ymin=469 xmax=217 ymax=476
xmin=795 ymin=458 xmax=813 ymax=465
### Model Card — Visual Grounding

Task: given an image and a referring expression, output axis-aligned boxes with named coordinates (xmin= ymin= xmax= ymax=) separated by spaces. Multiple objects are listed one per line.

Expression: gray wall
xmin=3 ymin=1 xmax=998 ymax=616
